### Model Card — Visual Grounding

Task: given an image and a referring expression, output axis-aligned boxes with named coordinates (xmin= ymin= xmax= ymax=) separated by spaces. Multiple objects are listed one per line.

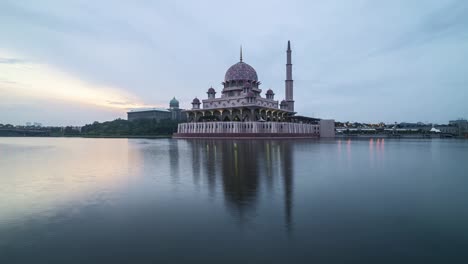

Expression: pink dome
xmin=224 ymin=62 xmax=258 ymax=82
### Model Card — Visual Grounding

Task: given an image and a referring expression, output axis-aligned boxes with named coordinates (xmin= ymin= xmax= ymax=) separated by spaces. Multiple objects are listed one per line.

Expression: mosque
xmin=174 ymin=41 xmax=335 ymax=138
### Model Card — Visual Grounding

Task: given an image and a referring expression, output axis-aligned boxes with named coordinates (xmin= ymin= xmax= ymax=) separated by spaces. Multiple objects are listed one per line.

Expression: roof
xmin=224 ymin=62 xmax=258 ymax=82
xmin=128 ymin=108 xmax=170 ymax=113
xmin=292 ymin=115 xmax=321 ymax=122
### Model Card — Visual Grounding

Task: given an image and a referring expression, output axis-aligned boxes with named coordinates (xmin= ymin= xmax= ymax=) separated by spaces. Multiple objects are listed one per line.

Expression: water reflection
xmin=0 ymin=138 xmax=142 ymax=225
xmin=168 ymin=140 xmax=180 ymax=184
xmin=367 ymin=138 xmax=386 ymax=167
xmin=2 ymin=138 xmax=468 ymax=263
xmin=185 ymin=140 xmax=294 ymax=230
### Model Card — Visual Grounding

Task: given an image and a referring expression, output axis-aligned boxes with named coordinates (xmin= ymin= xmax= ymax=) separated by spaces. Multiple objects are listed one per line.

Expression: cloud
xmin=365 ymin=1 xmax=468 ymax=59
xmin=0 ymin=58 xmax=28 ymax=64
xmin=0 ymin=50 xmax=150 ymax=115
xmin=0 ymin=0 xmax=467 ymax=124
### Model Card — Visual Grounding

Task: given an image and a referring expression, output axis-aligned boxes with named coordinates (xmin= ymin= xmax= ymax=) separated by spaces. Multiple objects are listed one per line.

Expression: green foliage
xmin=80 ymin=118 xmax=178 ymax=136
xmin=0 ymin=119 xmax=178 ymax=137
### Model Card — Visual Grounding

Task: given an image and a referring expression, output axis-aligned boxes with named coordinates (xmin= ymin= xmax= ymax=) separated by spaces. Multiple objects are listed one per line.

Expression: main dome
xmin=224 ymin=62 xmax=258 ymax=82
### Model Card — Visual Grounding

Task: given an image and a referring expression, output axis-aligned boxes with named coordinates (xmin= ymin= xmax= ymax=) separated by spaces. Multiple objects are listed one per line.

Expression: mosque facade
xmin=174 ymin=41 xmax=334 ymax=138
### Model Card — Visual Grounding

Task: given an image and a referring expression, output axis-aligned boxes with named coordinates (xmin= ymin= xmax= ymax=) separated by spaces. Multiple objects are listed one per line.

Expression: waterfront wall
xmin=319 ymin=119 xmax=335 ymax=138
xmin=175 ymin=121 xmax=330 ymax=138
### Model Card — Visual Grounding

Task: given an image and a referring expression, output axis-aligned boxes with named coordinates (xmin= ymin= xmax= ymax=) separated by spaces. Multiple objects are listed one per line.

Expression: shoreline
xmin=1 ymin=135 xmax=466 ymax=140
xmin=0 ymin=135 xmax=173 ymax=139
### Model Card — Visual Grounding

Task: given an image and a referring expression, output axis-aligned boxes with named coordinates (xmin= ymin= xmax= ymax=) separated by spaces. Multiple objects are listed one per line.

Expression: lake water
xmin=1 ymin=137 xmax=467 ymax=263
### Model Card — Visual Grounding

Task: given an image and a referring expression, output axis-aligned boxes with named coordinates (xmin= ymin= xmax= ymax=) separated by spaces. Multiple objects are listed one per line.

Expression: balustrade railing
xmin=177 ymin=122 xmax=319 ymax=134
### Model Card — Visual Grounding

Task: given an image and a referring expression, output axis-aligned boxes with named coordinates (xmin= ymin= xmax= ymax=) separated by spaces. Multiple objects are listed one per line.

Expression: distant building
xmin=449 ymin=119 xmax=468 ymax=136
xmin=169 ymin=97 xmax=183 ymax=121
xmin=434 ymin=125 xmax=457 ymax=135
xmin=127 ymin=97 xmax=184 ymax=122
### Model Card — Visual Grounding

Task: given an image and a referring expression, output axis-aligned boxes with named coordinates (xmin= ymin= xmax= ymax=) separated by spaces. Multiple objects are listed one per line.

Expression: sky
xmin=0 ymin=0 xmax=467 ymax=126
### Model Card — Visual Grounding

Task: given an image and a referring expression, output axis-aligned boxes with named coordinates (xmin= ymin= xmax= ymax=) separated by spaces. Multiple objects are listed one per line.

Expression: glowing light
xmin=0 ymin=50 xmax=151 ymax=110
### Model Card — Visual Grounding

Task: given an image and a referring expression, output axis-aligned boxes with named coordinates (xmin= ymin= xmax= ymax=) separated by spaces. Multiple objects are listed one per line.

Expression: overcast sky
xmin=0 ymin=0 xmax=467 ymax=126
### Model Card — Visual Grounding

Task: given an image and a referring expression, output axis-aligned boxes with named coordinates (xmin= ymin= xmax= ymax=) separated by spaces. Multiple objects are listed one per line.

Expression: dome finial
xmin=240 ymin=45 xmax=243 ymax=62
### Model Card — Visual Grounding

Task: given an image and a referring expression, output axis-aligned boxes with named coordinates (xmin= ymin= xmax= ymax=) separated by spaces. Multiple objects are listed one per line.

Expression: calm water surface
xmin=1 ymin=138 xmax=467 ymax=263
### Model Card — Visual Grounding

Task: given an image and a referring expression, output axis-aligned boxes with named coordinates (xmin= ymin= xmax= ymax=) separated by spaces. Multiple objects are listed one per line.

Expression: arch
xmin=222 ymin=112 xmax=232 ymax=121
xmin=213 ymin=111 xmax=222 ymax=121
xmin=242 ymin=111 xmax=251 ymax=121
xmin=253 ymin=110 xmax=261 ymax=121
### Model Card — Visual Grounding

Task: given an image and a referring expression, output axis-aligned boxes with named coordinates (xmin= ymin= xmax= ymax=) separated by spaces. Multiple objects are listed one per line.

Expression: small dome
xmin=280 ymin=100 xmax=287 ymax=105
xmin=225 ymin=62 xmax=258 ymax=82
xmin=246 ymin=91 xmax=255 ymax=97
xmin=207 ymin=87 xmax=215 ymax=93
xmin=169 ymin=97 xmax=179 ymax=107
xmin=192 ymin=97 xmax=200 ymax=104
xmin=266 ymin=89 xmax=274 ymax=95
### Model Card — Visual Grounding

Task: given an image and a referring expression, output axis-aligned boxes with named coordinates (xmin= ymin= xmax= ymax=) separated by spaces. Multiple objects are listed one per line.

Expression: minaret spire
xmin=240 ymin=45 xmax=243 ymax=62
xmin=285 ymin=40 xmax=294 ymax=112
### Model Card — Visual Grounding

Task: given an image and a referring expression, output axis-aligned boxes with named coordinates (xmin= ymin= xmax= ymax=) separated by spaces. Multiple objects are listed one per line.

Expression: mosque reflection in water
xmin=173 ymin=140 xmax=294 ymax=229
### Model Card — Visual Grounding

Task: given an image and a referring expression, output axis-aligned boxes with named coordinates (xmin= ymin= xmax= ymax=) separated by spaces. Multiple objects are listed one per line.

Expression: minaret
xmin=285 ymin=40 xmax=294 ymax=112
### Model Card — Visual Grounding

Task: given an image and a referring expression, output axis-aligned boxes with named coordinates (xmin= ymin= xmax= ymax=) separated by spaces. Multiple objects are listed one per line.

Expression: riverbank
xmin=0 ymin=135 xmax=173 ymax=139
xmin=336 ymin=134 xmax=466 ymax=139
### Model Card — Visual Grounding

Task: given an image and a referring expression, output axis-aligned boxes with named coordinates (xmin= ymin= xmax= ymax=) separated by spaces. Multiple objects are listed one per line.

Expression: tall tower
xmin=285 ymin=40 xmax=294 ymax=112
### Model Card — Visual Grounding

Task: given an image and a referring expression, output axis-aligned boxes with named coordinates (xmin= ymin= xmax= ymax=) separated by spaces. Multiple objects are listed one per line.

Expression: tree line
xmin=0 ymin=119 xmax=179 ymax=137
xmin=79 ymin=118 xmax=179 ymax=136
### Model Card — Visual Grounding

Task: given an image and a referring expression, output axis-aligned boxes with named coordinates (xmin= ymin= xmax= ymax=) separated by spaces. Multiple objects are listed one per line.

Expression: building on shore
xmin=174 ymin=41 xmax=335 ymax=138
xmin=127 ymin=97 xmax=184 ymax=122
xmin=449 ymin=119 xmax=468 ymax=137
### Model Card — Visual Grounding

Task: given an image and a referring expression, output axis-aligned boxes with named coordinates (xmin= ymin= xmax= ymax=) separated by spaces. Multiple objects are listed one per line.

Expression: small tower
xmin=243 ymin=81 xmax=252 ymax=94
xmin=191 ymin=97 xmax=201 ymax=109
xmin=285 ymin=40 xmax=294 ymax=112
xmin=246 ymin=91 xmax=256 ymax=103
xmin=207 ymin=87 xmax=216 ymax=99
xmin=266 ymin=89 xmax=275 ymax=100
xmin=280 ymin=100 xmax=288 ymax=110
